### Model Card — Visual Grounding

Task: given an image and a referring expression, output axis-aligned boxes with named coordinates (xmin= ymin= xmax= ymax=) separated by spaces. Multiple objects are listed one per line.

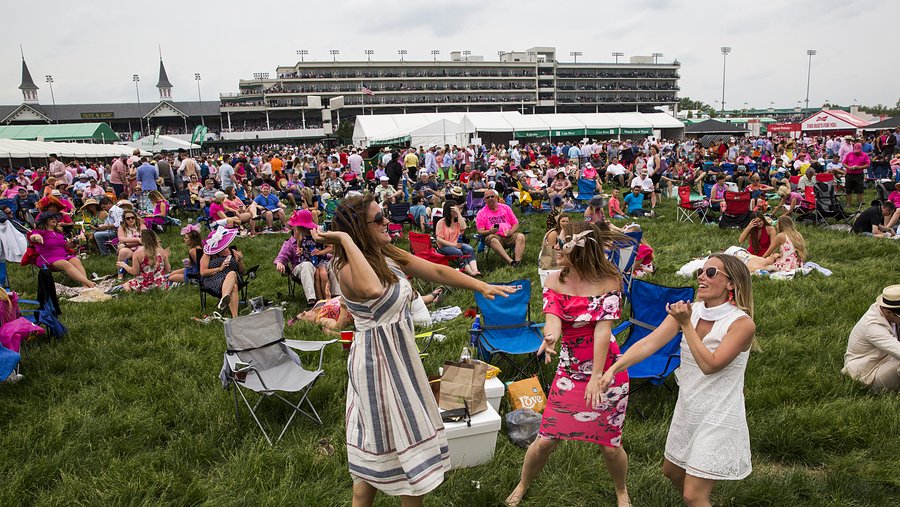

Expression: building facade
xmin=220 ymin=47 xmax=679 ymax=130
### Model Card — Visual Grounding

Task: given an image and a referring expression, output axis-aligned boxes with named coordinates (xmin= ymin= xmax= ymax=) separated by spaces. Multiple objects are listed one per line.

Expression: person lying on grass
xmin=290 ymin=288 xmax=448 ymax=334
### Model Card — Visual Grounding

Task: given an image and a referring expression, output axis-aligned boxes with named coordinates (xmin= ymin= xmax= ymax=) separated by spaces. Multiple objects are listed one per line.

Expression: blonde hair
xmin=558 ymin=222 xmax=631 ymax=284
xmin=709 ymin=253 xmax=759 ymax=351
xmin=776 ymin=216 xmax=807 ymax=263
xmin=141 ymin=229 xmax=161 ymax=268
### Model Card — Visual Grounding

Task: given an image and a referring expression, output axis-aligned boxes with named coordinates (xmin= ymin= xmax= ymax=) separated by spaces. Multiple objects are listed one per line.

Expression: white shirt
xmin=348 ymin=153 xmax=363 ymax=172
xmin=607 ymin=163 xmax=627 ymax=176
xmin=630 ymin=175 xmax=654 ymax=192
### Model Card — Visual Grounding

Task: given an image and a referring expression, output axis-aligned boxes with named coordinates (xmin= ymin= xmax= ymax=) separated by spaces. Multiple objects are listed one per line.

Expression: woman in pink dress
xmin=117 ymin=230 xmax=170 ymax=293
xmin=28 ymin=212 xmax=95 ymax=288
xmin=142 ymin=190 xmax=169 ymax=230
xmin=507 ymin=221 xmax=632 ymax=507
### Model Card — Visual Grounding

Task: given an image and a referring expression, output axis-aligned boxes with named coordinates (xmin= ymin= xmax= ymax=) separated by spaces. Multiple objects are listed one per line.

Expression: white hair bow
xmin=207 ymin=227 xmax=227 ymax=248
xmin=561 ymin=230 xmax=597 ymax=254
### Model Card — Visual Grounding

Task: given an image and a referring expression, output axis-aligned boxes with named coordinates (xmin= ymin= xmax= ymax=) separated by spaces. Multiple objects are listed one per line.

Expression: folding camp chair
xmin=471 ymin=279 xmax=545 ymax=383
xmin=387 ymin=202 xmax=411 ymax=226
xmin=719 ymin=191 xmax=751 ymax=229
xmin=676 ymin=185 xmax=706 ymax=223
xmin=612 ymin=279 xmax=695 ymax=417
xmin=187 ymin=265 xmax=260 ymax=313
xmin=408 ymin=231 xmax=462 ymax=267
xmin=812 ymin=181 xmax=853 ymax=224
xmin=222 ymin=307 xmax=336 ymax=444
xmin=574 ymin=178 xmax=599 ymax=210
xmin=606 ymin=231 xmax=642 ymax=300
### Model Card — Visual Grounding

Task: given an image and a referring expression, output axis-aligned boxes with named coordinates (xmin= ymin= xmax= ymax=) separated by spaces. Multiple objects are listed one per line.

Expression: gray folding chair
xmin=221 ymin=307 xmax=336 ymax=445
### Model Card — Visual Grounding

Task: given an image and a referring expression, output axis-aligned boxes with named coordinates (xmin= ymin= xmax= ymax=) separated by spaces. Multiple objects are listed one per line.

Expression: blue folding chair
xmin=472 ymin=279 xmax=545 ymax=382
xmin=574 ymin=178 xmax=598 ymax=210
xmin=613 ymin=280 xmax=695 ymax=415
xmin=606 ymin=231 xmax=642 ymax=300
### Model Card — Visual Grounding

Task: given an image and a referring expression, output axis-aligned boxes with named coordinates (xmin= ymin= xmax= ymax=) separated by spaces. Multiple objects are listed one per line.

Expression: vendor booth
xmin=800 ymin=109 xmax=870 ymax=137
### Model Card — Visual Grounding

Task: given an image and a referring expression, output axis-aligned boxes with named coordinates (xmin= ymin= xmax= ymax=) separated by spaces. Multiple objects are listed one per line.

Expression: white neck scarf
xmin=695 ymin=301 xmax=734 ymax=321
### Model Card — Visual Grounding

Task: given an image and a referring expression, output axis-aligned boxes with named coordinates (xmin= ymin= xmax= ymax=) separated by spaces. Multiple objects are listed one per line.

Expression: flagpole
xmin=361 ymin=81 xmax=366 ymax=116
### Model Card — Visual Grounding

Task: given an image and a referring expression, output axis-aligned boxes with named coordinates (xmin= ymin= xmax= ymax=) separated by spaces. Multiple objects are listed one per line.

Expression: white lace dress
xmin=664 ymin=303 xmax=752 ymax=480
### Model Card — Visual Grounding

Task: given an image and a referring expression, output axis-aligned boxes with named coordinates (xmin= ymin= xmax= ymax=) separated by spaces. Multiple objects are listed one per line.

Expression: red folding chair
xmin=408 ymin=231 xmax=462 ymax=267
xmin=816 ymin=173 xmax=834 ymax=184
xmin=676 ymin=185 xmax=705 ymax=223
xmin=789 ymin=175 xmax=801 ymax=190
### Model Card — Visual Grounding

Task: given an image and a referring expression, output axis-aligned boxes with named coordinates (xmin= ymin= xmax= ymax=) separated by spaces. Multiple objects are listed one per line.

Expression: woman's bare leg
xmin=351 ymin=481 xmax=377 ymax=507
xmin=506 ymin=437 xmax=560 ymax=506
xmin=52 ymin=259 xmax=95 ymax=288
xmin=599 ymin=445 xmax=631 ymax=506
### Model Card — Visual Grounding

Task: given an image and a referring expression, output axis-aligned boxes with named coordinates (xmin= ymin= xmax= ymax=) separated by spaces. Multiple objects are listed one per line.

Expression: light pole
xmin=805 ymin=49 xmax=816 ymax=110
xmin=497 ymin=51 xmax=505 ymax=60
xmin=195 ymin=73 xmax=205 ymax=126
xmin=398 ymin=49 xmax=407 ymax=62
xmin=612 ymin=51 xmax=623 ymax=64
xmin=133 ymin=74 xmax=142 ymax=136
xmin=430 ymin=50 xmax=440 ymax=62
xmin=569 ymin=51 xmax=582 ymax=63
xmin=329 ymin=49 xmax=340 ymax=62
xmin=364 ymin=49 xmax=374 ymax=62
xmin=652 ymin=52 xmax=664 ymax=64
xmin=296 ymin=49 xmax=308 ymax=62
xmin=720 ymin=47 xmax=731 ymax=112
xmin=45 ymin=75 xmax=57 ymax=123
xmin=462 ymin=50 xmax=471 ymax=61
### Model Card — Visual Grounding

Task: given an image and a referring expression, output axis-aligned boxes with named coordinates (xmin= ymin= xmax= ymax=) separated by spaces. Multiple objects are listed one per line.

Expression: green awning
xmin=370 ymin=135 xmax=411 ymax=145
xmin=586 ymin=128 xmax=617 ymax=135
xmin=552 ymin=129 xmax=586 ymax=137
xmin=514 ymin=130 xmax=550 ymax=139
xmin=0 ymin=122 xmax=119 ymax=142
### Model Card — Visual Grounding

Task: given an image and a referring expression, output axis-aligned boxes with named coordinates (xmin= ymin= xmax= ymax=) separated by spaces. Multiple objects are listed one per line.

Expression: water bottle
xmin=470 ymin=315 xmax=481 ymax=347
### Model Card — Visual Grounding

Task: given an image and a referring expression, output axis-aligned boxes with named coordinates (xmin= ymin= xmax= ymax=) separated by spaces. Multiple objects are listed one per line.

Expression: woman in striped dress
xmin=313 ymin=195 xmax=515 ymax=507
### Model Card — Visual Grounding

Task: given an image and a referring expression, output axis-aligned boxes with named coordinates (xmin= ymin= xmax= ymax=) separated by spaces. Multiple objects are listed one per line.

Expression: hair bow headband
xmin=561 ymin=230 xmax=597 ymax=254
xmin=180 ymin=223 xmax=200 ymax=236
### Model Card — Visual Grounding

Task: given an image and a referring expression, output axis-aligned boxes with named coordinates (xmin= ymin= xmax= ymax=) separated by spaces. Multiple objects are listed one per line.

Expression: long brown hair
xmin=330 ymin=194 xmax=408 ymax=286
xmin=140 ymin=229 xmax=161 ymax=268
xmin=709 ymin=253 xmax=759 ymax=351
xmin=747 ymin=211 xmax=769 ymax=253
xmin=558 ymin=221 xmax=631 ymax=284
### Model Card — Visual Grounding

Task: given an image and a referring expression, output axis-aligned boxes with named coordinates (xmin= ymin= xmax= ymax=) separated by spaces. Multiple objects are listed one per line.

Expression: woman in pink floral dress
xmin=117 ymin=230 xmax=170 ymax=293
xmin=507 ymin=222 xmax=634 ymax=507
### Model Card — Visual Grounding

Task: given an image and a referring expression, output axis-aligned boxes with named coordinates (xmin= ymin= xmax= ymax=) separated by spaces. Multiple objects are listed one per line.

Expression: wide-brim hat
xmin=116 ymin=199 xmax=134 ymax=210
xmin=35 ymin=211 xmax=61 ymax=226
xmin=450 ymin=186 xmax=465 ymax=197
xmin=203 ymin=227 xmax=239 ymax=255
xmin=876 ymin=284 xmax=900 ymax=309
xmin=79 ymin=198 xmax=99 ymax=211
xmin=288 ymin=209 xmax=317 ymax=229
xmin=37 ymin=195 xmax=63 ymax=211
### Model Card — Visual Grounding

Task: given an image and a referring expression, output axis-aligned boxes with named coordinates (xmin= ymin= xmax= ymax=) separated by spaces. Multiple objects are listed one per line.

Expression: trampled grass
xmin=1 ymin=195 xmax=898 ymax=506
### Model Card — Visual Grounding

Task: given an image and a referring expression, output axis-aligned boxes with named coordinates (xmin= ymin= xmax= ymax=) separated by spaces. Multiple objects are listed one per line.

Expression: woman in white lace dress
xmin=599 ymin=253 xmax=757 ymax=507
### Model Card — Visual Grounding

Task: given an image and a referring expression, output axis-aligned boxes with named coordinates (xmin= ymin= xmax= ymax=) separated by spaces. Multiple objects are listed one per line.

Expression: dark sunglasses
xmin=696 ymin=267 xmax=730 ymax=280
xmin=368 ymin=212 xmax=386 ymax=224
xmin=125 ymin=216 xmax=136 ymax=220
xmin=484 ymin=195 xmax=497 ymax=200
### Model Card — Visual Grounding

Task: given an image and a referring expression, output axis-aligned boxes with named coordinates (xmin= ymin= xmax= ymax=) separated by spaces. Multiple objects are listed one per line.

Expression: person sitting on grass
xmin=842 ymin=284 xmax=900 ymax=392
xmin=199 ymin=227 xmax=245 ymax=319
xmin=745 ymin=216 xmax=807 ymax=273
xmin=746 ymin=173 xmax=774 ymax=212
xmin=774 ymin=186 xmax=805 ymax=218
xmin=142 ymin=190 xmax=169 ymax=232
xmin=209 ymin=191 xmax=244 ymax=230
xmin=409 ymin=195 xmax=430 ymax=231
xmin=275 ymin=210 xmax=332 ymax=308
xmin=624 ymin=186 xmax=649 ymax=217
xmin=738 ymin=212 xmax=776 ymax=257
xmin=116 ymin=229 xmax=170 ymax=293
xmin=223 ymin=186 xmax=257 ymax=234
xmin=435 ymin=201 xmax=481 ymax=277
xmin=167 ymin=225 xmax=203 ymax=284
xmin=584 ymin=196 xmax=607 ymax=224
xmin=116 ymin=209 xmax=145 ymax=280
xmin=29 ymin=212 xmax=95 ymax=288
xmin=475 ymin=188 xmax=526 ymax=267
xmin=608 ymin=188 xmax=626 ymax=220
xmin=252 ymin=183 xmax=286 ymax=232
xmin=851 ymin=201 xmax=897 ymax=237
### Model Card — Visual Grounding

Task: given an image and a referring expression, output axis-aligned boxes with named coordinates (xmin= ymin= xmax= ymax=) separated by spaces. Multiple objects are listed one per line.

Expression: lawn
xmin=1 ymin=195 xmax=899 ymax=506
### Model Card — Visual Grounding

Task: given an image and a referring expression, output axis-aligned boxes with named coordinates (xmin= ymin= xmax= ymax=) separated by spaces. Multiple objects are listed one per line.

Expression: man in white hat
xmin=842 ymin=284 xmax=900 ymax=391
xmin=374 ymin=175 xmax=402 ymax=204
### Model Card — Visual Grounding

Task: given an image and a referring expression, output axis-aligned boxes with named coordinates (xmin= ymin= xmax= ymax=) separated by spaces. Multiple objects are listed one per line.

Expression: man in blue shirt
xmin=253 ymin=183 xmax=286 ymax=231
xmin=136 ymin=157 xmax=159 ymax=192
xmin=624 ymin=186 xmax=649 ymax=217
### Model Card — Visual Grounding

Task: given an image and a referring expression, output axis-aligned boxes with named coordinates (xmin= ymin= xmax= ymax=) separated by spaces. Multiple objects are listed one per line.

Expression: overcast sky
xmin=2 ymin=0 xmax=894 ymax=110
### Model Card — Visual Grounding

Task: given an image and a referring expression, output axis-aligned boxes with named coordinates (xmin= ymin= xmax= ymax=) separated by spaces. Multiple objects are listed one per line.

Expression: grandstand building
xmin=220 ymin=47 xmax=680 ymax=128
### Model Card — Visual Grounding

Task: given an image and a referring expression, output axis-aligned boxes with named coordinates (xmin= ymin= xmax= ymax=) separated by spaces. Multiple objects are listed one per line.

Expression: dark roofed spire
xmin=19 ymin=58 xmax=38 ymax=90
xmin=156 ymin=58 xmax=172 ymax=88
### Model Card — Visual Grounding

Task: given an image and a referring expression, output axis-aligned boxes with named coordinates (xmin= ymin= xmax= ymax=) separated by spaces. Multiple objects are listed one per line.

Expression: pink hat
xmin=288 ymin=209 xmax=317 ymax=229
xmin=203 ymin=227 xmax=238 ymax=255
xmin=853 ymin=143 xmax=862 ymax=150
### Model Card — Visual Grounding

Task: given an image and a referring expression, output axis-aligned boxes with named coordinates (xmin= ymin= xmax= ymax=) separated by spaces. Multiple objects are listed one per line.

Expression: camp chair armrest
xmin=612 ymin=321 xmax=633 ymax=339
xmin=225 ymin=354 xmax=269 ymax=390
xmin=285 ymin=339 xmax=338 ymax=370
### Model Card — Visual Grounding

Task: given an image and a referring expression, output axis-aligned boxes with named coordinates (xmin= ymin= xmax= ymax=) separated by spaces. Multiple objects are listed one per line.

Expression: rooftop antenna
xmin=20 ymin=44 xmax=24 ymax=59
xmin=159 ymin=44 xmax=162 ymax=60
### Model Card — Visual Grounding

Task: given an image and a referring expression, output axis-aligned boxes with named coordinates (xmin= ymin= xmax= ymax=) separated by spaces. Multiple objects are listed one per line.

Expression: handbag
xmin=438 ymin=359 xmax=488 ymax=415
xmin=506 ymin=376 xmax=547 ymax=413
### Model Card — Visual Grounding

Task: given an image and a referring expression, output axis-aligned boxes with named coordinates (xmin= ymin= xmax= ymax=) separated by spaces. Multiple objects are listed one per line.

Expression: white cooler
xmin=443 ymin=404 xmax=502 ymax=469
xmin=485 ymin=376 xmax=505 ymax=412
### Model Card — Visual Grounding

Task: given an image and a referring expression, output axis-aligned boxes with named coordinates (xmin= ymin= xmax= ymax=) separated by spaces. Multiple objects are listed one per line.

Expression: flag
xmin=362 ymin=85 xmax=375 ymax=96
xmin=132 ymin=131 xmax=140 ymax=142
xmin=190 ymin=125 xmax=208 ymax=147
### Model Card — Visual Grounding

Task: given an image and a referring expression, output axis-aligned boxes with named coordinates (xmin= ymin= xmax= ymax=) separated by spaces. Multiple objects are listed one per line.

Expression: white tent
xmin=128 ymin=135 xmax=200 ymax=153
xmin=0 ymin=139 xmax=148 ymax=159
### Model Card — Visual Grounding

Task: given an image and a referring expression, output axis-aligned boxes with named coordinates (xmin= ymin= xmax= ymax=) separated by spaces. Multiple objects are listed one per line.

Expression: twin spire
xmin=17 ymin=47 xmax=174 ymax=104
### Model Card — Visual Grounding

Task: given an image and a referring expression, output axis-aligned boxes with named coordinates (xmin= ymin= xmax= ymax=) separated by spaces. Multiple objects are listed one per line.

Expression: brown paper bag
xmin=439 ymin=359 xmax=488 ymax=415
xmin=507 ymin=376 xmax=547 ymax=413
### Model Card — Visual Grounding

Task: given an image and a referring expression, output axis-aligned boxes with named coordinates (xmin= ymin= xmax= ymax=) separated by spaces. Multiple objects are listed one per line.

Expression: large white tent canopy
xmin=353 ymin=111 xmax=684 ymax=147
xmin=0 ymin=139 xmax=148 ymax=159
xmin=127 ymin=135 xmax=200 ymax=153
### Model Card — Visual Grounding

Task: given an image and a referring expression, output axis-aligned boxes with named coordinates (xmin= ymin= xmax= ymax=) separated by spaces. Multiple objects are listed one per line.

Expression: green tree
xmin=335 ymin=120 xmax=354 ymax=143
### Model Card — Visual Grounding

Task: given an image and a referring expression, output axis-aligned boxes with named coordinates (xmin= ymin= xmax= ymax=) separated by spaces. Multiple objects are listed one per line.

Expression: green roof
xmin=0 ymin=122 xmax=119 ymax=142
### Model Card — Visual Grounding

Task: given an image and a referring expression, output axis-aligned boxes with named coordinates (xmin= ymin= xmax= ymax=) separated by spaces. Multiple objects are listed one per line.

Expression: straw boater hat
xmin=116 ymin=199 xmax=134 ymax=210
xmin=203 ymin=227 xmax=238 ymax=256
xmin=450 ymin=186 xmax=465 ymax=198
xmin=876 ymin=285 xmax=900 ymax=309
xmin=79 ymin=198 xmax=99 ymax=211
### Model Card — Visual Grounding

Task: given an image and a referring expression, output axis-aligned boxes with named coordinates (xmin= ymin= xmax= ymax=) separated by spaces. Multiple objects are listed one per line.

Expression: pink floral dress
xmin=539 ymin=288 xmax=630 ymax=447
xmin=125 ymin=254 xmax=168 ymax=293
xmin=773 ymin=238 xmax=801 ymax=272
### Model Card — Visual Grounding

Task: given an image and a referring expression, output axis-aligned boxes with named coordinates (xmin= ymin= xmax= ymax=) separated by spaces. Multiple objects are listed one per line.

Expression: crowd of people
xmin=0 ymin=127 xmax=897 ymax=507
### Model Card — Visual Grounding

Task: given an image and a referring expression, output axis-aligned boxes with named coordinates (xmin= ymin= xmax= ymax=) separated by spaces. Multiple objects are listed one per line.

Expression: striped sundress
xmin=343 ymin=260 xmax=450 ymax=496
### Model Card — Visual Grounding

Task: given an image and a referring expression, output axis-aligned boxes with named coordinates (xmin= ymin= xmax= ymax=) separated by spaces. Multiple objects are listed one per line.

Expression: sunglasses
xmin=368 ymin=212 xmax=386 ymax=224
xmin=484 ymin=195 xmax=497 ymax=200
xmin=125 ymin=216 xmax=136 ymax=220
xmin=695 ymin=267 xmax=731 ymax=280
